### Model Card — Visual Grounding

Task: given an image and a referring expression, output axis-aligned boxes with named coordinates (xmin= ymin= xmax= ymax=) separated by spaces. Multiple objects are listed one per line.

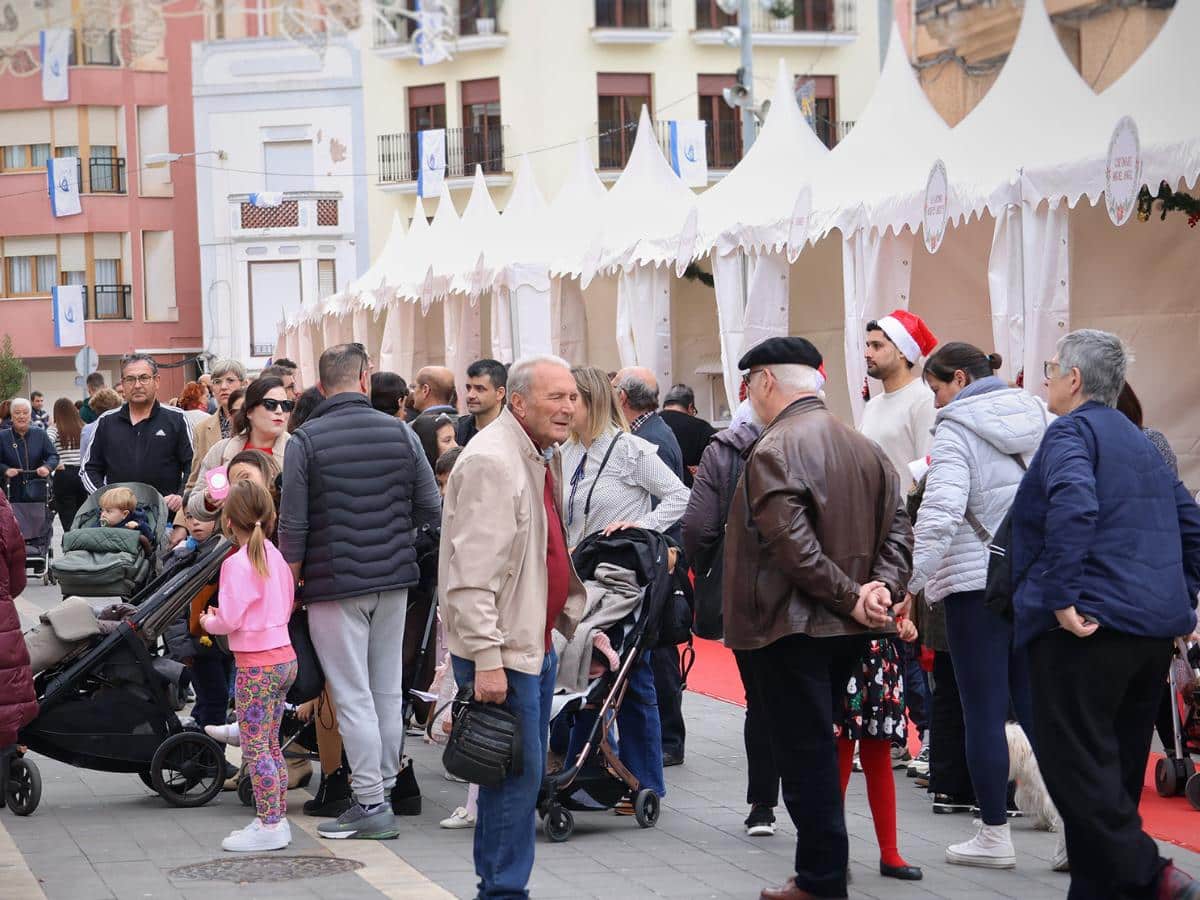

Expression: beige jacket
xmin=185 ymin=431 xmax=289 ymax=522
xmin=176 ymin=411 xmax=225 ymax=527
xmin=439 ymin=407 xmax=585 ymax=676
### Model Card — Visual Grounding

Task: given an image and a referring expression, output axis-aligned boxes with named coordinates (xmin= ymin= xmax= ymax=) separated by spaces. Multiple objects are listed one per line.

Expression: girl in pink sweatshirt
xmin=199 ymin=480 xmax=296 ymax=853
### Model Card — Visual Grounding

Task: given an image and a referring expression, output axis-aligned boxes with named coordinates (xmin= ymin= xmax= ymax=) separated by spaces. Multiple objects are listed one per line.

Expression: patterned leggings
xmin=235 ymin=661 xmax=298 ymax=824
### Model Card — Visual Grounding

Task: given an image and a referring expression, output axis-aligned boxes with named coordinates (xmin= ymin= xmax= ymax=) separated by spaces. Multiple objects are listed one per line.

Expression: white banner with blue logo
xmin=47 ymin=155 xmax=82 ymax=217
xmin=40 ymin=28 xmax=71 ymax=102
xmin=415 ymin=0 xmax=452 ymax=66
xmin=248 ymin=192 xmax=284 ymax=208
xmin=417 ymin=128 xmax=446 ymax=198
xmin=668 ymin=120 xmax=708 ymax=188
xmin=52 ymin=285 xmax=86 ymax=348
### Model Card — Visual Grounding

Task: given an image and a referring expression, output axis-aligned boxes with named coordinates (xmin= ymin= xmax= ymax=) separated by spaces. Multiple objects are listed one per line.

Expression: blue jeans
xmin=451 ymin=651 xmax=557 ymax=900
xmin=566 ymin=650 xmax=666 ymax=797
xmin=944 ymin=590 xmax=1035 ymax=825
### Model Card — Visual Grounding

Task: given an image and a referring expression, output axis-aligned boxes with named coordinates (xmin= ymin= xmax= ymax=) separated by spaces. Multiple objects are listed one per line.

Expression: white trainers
xmin=205 ymin=723 xmax=241 ymax=747
xmin=946 ymin=823 xmax=1016 ymax=869
xmin=1051 ymin=830 xmax=1069 ymax=872
xmin=222 ymin=819 xmax=290 ymax=852
xmin=439 ymin=807 xmax=477 ymax=829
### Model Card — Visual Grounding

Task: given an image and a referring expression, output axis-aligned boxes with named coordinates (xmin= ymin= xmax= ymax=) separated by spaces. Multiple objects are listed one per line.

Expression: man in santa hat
xmin=860 ymin=309 xmax=938 ymax=775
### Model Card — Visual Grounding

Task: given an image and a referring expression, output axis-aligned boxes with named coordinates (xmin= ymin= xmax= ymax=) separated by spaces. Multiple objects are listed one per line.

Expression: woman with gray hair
xmin=1011 ymin=328 xmax=1200 ymax=900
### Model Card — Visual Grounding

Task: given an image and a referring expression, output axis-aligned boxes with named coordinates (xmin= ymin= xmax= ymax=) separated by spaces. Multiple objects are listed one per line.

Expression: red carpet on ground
xmin=687 ymin=636 xmax=1200 ymax=852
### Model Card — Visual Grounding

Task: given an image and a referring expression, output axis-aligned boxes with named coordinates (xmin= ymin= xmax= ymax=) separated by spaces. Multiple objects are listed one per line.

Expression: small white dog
xmin=1006 ymin=721 xmax=1061 ymax=833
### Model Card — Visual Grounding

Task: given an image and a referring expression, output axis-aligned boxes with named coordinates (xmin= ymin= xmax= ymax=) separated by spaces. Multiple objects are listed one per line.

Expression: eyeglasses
xmin=741 ymin=368 xmax=765 ymax=386
xmin=434 ymin=413 xmax=455 ymax=427
xmin=1042 ymin=360 xmax=1069 ymax=380
xmin=260 ymin=398 xmax=295 ymax=413
xmin=121 ymin=374 xmax=155 ymax=386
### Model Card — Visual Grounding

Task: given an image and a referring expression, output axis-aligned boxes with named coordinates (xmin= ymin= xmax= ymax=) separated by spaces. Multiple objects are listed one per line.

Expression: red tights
xmin=838 ymin=737 xmax=907 ymax=869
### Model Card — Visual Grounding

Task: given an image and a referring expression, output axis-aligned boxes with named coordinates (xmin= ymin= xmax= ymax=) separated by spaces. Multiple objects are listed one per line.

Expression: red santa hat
xmin=876 ymin=309 xmax=938 ymax=363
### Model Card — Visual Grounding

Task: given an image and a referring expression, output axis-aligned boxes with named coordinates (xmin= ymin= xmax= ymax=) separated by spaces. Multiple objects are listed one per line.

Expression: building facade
xmin=362 ymin=0 xmax=886 ymax=258
xmin=192 ymin=33 xmax=367 ymax=369
xmin=0 ymin=0 xmax=204 ymax=400
xmin=912 ymin=0 xmax=1174 ymax=125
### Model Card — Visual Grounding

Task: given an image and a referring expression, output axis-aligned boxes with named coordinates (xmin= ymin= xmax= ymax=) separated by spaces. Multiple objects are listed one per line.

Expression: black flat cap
xmin=738 ymin=336 xmax=823 ymax=371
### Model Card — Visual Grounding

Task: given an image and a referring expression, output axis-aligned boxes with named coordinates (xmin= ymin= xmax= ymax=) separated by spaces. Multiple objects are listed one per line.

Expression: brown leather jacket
xmin=722 ymin=396 xmax=913 ymax=650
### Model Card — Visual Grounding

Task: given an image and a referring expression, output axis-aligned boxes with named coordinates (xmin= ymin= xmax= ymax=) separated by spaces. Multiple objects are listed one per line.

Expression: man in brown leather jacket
xmin=723 ymin=337 xmax=914 ymax=900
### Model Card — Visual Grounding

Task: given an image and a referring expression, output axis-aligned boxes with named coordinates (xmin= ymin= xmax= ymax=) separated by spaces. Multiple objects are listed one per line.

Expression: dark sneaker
xmin=890 ymin=745 xmax=912 ymax=769
xmin=304 ymin=766 xmax=353 ymax=818
xmin=390 ymin=758 xmax=421 ymax=816
xmin=907 ymin=746 xmax=930 ymax=778
xmin=932 ymin=794 xmax=974 ymax=814
xmin=316 ymin=802 xmax=398 ymax=840
xmin=662 ymin=751 xmax=684 ymax=768
xmin=1156 ymin=864 xmax=1200 ymax=900
xmin=745 ymin=805 xmax=776 ymax=837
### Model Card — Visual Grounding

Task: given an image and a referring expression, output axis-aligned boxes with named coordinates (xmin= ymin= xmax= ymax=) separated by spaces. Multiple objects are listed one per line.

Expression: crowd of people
xmin=1 ymin=316 xmax=1199 ymax=900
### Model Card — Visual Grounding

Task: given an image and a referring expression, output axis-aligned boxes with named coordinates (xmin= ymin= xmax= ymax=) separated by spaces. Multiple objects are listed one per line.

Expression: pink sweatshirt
xmin=204 ymin=541 xmax=294 ymax=656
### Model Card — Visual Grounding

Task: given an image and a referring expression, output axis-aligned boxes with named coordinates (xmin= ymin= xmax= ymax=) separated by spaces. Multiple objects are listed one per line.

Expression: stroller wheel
xmin=543 ymin=805 xmax=574 ymax=843
xmin=1187 ymin=772 xmax=1200 ymax=811
xmin=238 ymin=774 xmax=255 ymax=808
xmin=6 ymin=758 xmax=42 ymax=816
xmin=1155 ymin=756 xmax=1193 ymax=798
xmin=150 ymin=733 xmax=225 ymax=808
xmin=634 ymin=789 xmax=659 ymax=828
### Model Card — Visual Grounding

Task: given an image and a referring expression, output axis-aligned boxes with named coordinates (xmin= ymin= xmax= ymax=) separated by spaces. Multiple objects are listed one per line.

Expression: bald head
xmin=413 ymin=366 xmax=456 ymax=411
xmin=613 ymin=366 xmax=660 ymax=419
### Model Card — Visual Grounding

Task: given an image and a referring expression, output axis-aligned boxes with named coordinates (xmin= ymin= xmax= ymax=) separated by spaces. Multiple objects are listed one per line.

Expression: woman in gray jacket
xmin=904 ymin=343 xmax=1048 ymax=870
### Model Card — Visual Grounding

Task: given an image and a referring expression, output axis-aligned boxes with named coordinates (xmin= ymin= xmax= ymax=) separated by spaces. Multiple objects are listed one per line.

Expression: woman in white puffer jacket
xmin=904 ymin=342 xmax=1048 ymax=871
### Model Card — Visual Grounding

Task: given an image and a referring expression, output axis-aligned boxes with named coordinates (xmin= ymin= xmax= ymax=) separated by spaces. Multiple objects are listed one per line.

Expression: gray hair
xmin=9 ymin=398 xmax=31 ymax=413
xmin=768 ymin=364 xmax=823 ymax=394
xmin=615 ymin=372 xmax=659 ymax=413
xmin=120 ymin=353 xmax=158 ymax=375
xmin=318 ymin=343 xmax=369 ymax=390
xmin=1056 ymin=329 xmax=1127 ymax=407
xmin=662 ymin=383 xmax=695 ymax=409
xmin=507 ymin=354 xmax=571 ymax=399
xmin=210 ymin=358 xmax=246 ymax=381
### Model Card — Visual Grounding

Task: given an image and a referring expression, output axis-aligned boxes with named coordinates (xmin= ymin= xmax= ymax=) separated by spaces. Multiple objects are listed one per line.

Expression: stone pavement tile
xmin=93 ymin=859 xmax=187 ymax=900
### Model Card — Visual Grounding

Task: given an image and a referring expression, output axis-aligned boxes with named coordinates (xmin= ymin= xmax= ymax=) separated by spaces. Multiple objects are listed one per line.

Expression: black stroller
xmin=17 ymin=536 xmax=234 ymax=814
xmin=4 ymin=469 xmax=55 ymax=586
xmin=537 ymin=528 xmax=681 ymax=842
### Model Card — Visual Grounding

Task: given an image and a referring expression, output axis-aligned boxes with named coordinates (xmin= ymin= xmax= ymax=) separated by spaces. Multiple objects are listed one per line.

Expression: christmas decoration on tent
xmin=1137 ymin=181 xmax=1200 ymax=229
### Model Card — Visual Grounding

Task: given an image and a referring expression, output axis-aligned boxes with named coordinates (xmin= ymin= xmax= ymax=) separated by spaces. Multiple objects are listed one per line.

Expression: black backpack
xmin=962 ymin=453 xmax=1027 ymax=621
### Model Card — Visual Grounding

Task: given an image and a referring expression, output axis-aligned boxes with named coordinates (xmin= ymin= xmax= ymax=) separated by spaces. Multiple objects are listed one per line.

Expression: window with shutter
xmin=317 ymin=259 xmax=336 ymax=300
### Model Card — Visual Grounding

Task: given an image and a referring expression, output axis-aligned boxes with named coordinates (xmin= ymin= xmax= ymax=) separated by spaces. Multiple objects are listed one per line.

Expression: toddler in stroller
xmin=538 ymin=528 xmax=679 ymax=842
xmin=52 ymin=482 xmax=169 ymax=598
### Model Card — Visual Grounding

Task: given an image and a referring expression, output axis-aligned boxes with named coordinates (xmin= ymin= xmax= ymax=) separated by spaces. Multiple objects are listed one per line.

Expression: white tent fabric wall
xmin=551 ymin=277 xmax=588 ymax=365
xmin=710 ymin=253 xmax=747 ymax=418
xmin=1017 ymin=203 xmax=1070 ymax=400
xmin=616 ymin=264 xmax=672 ymax=390
xmin=546 ymin=140 xmax=608 ymax=280
xmin=297 ymin=319 xmax=319 ymax=387
xmin=842 ymin=229 xmax=915 ymax=425
xmin=443 ymin=294 xmax=482 ymax=403
xmin=490 ymin=289 xmax=515 ymax=363
xmin=441 ymin=167 xmax=500 ymax=300
xmin=509 ymin=278 xmax=556 ymax=359
xmin=379 ymin=298 xmax=417 ymax=379
xmin=712 ymin=252 xmax=791 ymax=418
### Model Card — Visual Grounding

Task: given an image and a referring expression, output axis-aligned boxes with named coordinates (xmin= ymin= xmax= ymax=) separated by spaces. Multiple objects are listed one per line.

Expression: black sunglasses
xmin=260 ymin=398 xmax=295 ymax=413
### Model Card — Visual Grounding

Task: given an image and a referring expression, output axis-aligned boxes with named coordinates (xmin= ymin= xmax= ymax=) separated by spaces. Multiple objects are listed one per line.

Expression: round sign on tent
xmin=1105 ymin=116 xmax=1141 ymax=227
xmin=73 ymin=345 xmax=99 ymax=378
xmin=922 ymin=160 xmax=949 ymax=255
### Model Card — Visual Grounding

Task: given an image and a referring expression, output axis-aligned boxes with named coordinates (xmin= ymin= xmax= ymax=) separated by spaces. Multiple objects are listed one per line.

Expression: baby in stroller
xmin=96 ymin=487 xmax=156 ymax=546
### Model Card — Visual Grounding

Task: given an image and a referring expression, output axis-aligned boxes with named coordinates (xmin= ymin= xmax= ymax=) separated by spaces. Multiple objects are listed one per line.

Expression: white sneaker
xmin=946 ymin=823 xmax=1016 ymax=869
xmin=1051 ymin=830 xmax=1069 ymax=872
xmin=221 ymin=819 xmax=290 ymax=852
xmin=440 ymin=807 xmax=476 ymax=829
xmin=443 ymin=771 xmax=467 ymax=783
xmin=205 ymin=723 xmax=241 ymax=747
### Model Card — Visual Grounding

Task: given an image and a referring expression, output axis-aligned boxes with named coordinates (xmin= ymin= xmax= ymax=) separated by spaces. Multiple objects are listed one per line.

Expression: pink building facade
xmin=0 ymin=12 xmax=204 ymax=401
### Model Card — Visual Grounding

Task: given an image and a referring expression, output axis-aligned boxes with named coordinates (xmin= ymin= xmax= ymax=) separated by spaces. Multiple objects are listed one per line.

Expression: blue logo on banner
xmin=64 ymin=305 xmax=76 ymax=323
xmin=685 ymin=144 xmax=697 ymax=163
xmin=58 ymin=175 xmax=69 ymax=193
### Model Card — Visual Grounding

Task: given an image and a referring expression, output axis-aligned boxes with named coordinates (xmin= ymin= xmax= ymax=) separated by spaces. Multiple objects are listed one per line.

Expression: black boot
xmin=304 ymin=764 xmax=353 ymax=818
xmin=390 ymin=757 xmax=421 ymax=816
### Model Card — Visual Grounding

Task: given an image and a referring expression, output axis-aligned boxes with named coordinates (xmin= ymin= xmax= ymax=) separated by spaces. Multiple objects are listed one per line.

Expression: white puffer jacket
xmin=909 ymin=380 xmax=1049 ymax=603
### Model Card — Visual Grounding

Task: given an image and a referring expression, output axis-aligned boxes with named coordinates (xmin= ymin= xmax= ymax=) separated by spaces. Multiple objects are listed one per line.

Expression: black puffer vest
xmin=293 ymin=393 xmax=419 ymax=602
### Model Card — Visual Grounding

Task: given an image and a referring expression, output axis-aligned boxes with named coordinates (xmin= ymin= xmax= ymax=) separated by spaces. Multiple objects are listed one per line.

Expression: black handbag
xmin=442 ymin=686 xmax=523 ymax=788
xmin=286 ymin=606 xmax=325 ymax=705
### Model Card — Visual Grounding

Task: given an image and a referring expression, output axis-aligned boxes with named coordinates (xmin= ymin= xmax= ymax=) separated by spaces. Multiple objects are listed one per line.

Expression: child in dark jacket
xmin=96 ymin=486 xmax=155 ymax=545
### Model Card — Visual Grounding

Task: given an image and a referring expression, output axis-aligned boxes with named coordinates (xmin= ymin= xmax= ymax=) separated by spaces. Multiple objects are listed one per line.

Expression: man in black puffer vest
xmin=279 ymin=343 xmax=441 ymax=841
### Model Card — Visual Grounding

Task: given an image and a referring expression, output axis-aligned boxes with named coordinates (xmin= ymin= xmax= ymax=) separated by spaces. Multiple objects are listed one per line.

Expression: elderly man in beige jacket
xmin=439 ymin=354 xmax=586 ymax=900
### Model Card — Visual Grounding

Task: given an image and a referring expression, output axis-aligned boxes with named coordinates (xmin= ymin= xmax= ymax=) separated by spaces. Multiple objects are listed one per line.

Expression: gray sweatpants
xmin=308 ymin=590 xmax=407 ymax=806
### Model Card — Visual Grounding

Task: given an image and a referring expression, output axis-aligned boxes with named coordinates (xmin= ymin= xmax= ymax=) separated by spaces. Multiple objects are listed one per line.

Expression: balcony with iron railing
xmin=227 ymin=191 xmax=346 ymax=238
xmin=372 ymin=0 xmax=507 ymax=57
xmin=377 ymin=125 xmax=509 ymax=192
xmin=693 ymin=0 xmax=857 ymax=46
xmin=593 ymin=0 xmax=672 ymax=43
xmin=89 ymin=284 xmax=131 ymax=320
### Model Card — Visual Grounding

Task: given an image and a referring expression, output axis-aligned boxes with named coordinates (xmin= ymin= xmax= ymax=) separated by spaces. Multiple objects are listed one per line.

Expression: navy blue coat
xmin=0 ymin=426 xmax=58 ymax=502
xmin=1011 ymin=401 xmax=1200 ymax=648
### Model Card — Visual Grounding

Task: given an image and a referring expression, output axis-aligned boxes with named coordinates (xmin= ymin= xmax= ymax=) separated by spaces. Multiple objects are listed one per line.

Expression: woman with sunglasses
xmin=556 ymin=366 xmax=689 ymax=804
xmin=191 ymin=376 xmax=293 ymax=515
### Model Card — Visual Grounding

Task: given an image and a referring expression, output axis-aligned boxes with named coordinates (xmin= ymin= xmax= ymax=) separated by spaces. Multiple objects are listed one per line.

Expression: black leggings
xmin=52 ymin=466 xmax=87 ymax=532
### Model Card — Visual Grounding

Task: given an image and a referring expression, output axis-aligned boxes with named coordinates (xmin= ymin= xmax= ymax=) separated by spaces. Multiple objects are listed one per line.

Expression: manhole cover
xmin=170 ymin=855 xmax=364 ymax=883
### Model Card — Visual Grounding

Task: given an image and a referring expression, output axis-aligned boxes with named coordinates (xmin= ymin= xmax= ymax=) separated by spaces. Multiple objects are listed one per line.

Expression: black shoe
xmin=662 ymin=752 xmax=684 ymax=768
xmin=304 ymin=765 xmax=353 ymax=818
xmin=932 ymin=794 xmax=974 ymax=814
xmin=390 ymin=757 xmax=421 ymax=816
xmin=744 ymin=804 xmax=776 ymax=837
xmin=880 ymin=862 xmax=923 ymax=881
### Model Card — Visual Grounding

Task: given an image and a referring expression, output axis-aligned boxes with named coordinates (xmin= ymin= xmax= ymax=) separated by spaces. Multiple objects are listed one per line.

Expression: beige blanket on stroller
xmin=23 ymin=597 xmax=136 ymax=673
xmin=552 ymin=563 xmax=641 ymax=694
